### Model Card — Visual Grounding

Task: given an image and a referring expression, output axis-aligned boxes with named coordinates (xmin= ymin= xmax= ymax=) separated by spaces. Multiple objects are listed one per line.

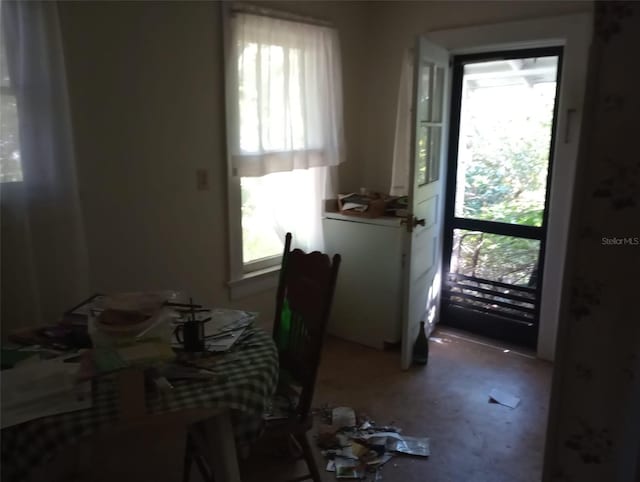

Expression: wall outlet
xmin=196 ymin=169 xmax=209 ymax=191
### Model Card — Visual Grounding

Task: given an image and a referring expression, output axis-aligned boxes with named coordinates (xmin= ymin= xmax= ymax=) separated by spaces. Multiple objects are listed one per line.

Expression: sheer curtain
xmin=227 ymin=12 xmax=344 ymax=177
xmin=390 ymin=50 xmax=414 ymax=196
xmin=2 ymin=1 xmax=89 ymax=323
xmin=227 ymin=10 xmax=344 ymax=256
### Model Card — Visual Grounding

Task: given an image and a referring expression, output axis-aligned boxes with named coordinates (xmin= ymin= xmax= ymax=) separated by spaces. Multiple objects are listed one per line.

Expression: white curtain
xmin=390 ymin=50 xmax=414 ymax=196
xmin=2 ymin=1 xmax=89 ymax=323
xmin=227 ymin=12 xmax=345 ymax=177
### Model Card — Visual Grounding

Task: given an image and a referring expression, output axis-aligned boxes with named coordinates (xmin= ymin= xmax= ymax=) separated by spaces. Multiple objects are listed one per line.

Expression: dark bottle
xmin=412 ymin=321 xmax=429 ymax=365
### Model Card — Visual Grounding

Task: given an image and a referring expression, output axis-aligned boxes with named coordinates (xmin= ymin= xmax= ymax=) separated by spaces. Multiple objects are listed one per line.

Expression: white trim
xmin=227 ymin=265 xmax=280 ymax=300
xmin=243 ymin=254 xmax=281 ymax=274
xmin=428 ymin=12 xmax=592 ymax=362
xmin=223 ymin=2 xmax=246 ymax=290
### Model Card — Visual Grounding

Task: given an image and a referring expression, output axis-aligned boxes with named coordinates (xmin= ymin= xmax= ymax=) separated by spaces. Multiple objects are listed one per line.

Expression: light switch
xmin=196 ymin=169 xmax=210 ymax=191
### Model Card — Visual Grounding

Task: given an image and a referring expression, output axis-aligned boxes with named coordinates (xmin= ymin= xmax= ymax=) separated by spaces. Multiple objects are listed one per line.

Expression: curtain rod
xmin=228 ymin=2 xmax=334 ymax=29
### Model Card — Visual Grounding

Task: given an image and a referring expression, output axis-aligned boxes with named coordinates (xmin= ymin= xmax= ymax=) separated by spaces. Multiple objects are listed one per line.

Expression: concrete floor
xmin=241 ymin=327 xmax=553 ymax=482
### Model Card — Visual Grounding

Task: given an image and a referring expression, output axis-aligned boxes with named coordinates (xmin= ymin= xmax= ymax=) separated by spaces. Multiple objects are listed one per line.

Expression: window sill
xmin=228 ymin=265 xmax=280 ymax=300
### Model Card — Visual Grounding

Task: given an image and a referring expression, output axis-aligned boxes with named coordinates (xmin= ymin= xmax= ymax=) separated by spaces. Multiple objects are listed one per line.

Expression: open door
xmin=401 ymin=37 xmax=450 ymax=369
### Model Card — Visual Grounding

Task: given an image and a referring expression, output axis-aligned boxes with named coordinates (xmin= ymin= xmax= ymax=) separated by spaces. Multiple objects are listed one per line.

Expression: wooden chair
xmin=183 ymin=233 xmax=341 ymax=482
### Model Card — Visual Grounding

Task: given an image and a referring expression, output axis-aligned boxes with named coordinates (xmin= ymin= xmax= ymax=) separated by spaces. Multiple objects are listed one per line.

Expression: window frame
xmin=223 ymin=4 xmax=336 ymax=299
xmin=223 ymin=6 xmax=282 ymax=298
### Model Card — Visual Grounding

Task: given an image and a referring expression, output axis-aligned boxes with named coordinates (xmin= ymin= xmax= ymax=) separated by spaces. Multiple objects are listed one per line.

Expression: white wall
xmin=52 ymin=1 xmax=368 ymax=329
xmin=1 ymin=0 xmax=592 ymax=337
xmin=362 ymin=0 xmax=592 ymax=193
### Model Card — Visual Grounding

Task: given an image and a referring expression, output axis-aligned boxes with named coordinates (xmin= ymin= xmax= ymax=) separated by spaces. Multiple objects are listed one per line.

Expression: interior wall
xmin=362 ymin=0 xmax=593 ymax=193
xmin=543 ymin=4 xmax=640 ymax=479
xmin=1 ymin=184 xmax=38 ymax=335
xmin=55 ymin=0 xmax=367 ymax=324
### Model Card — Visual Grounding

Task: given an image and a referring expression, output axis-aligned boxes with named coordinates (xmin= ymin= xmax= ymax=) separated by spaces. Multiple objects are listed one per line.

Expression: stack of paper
xmin=172 ymin=308 xmax=256 ymax=352
xmin=1 ymin=358 xmax=91 ymax=428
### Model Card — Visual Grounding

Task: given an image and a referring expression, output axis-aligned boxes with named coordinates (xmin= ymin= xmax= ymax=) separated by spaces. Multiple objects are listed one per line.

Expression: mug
xmin=174 ymin=320 xmax=205 ymax=352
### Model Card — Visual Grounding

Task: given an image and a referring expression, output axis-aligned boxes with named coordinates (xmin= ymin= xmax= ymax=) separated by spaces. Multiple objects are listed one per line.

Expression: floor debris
xmin=488 ymin=388 xmax=521 ymax=408
xmin=315 ymin=405 xmax=430 ymax=480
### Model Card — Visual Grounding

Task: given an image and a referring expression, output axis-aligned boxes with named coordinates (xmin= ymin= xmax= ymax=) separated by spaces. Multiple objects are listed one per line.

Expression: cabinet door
xmin=324 ymin=218 xmax=403 ymax=349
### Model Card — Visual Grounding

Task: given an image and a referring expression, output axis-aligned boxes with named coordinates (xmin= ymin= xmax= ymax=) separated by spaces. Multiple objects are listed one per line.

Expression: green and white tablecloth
xmin=1 ymin=328 xmax=278 ymax=482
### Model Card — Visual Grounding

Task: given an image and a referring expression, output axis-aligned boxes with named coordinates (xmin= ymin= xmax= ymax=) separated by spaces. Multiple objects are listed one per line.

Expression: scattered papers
xmin=335 ymin=458 xmax=364 ymax=479
xmin=489 ymin=388 xmax=521 ymax=409
xmin=1 ymin=358 xmax=92 ymax=428
xmin=318 ymin=405 xmax=430 ymax=479
xmin=172 ymin=308 xmax=256 ymax=353
xmin=387 ymin=435 xmax=430 ymax=457
xmin=333 ymin=406 xmax=356 ymax=428
xmin=204 ymin=309 xmax=255 ymax=338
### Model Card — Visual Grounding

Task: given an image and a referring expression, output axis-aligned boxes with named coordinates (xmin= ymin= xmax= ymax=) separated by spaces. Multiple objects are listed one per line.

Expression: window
xmin=0 ymin=30 xmax=22 ymax=182
xmin=226 ymin=9 xmax=343 ymax=288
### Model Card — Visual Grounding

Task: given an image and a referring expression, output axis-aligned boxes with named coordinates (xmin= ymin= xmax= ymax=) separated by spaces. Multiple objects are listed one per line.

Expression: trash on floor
xmin=333 ymin=406 xmax=357 ymax=428
xmin=315 ymin=405 xmax=430 ymax=480
xmin=488 ymin=388 xmax=521 ymax=408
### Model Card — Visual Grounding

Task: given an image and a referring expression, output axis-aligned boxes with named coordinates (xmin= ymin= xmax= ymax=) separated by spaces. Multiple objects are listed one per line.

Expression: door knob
xmin=401 ymin=214 xmax=426 ymax=232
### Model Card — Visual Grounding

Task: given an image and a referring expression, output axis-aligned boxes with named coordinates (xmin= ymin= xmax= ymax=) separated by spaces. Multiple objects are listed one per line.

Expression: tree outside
xmin=451 ymin=57 xmax=558 ymax=289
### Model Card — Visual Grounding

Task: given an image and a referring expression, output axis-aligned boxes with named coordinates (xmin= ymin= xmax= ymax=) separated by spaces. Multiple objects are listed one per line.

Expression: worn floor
xmin=61 ymin=327 xmax=552 ymax=482
xmin=240 ymin=327 xmax=553 ymax=482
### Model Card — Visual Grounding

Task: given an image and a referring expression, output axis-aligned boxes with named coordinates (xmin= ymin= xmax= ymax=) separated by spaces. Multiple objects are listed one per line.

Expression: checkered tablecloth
xmin=1 ymin=328 xmax=278 ymax=482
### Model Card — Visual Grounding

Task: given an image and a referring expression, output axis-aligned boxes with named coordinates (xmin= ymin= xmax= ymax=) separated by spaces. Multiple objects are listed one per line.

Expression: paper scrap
xmin=335 ymin=457 xmax=363 ymax=479
xmin=489 ymin=388 xmax=521 ymax=408
xmin=326 ymin=460 xmax=336 ymax=472
xmin=332 ymin=406 xmax=356 ymax=428
xmin=387 ymin=436 xmax=430 ymax=457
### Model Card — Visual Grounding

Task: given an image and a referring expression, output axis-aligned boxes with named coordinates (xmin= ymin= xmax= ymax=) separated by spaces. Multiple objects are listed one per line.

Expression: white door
xmin=401 ymin=37 xmax=450 ymax=369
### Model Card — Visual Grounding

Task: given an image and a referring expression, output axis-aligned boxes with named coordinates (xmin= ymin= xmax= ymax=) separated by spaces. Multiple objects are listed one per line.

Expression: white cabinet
xmin=323 ymin=213 xmax=405 ymax=349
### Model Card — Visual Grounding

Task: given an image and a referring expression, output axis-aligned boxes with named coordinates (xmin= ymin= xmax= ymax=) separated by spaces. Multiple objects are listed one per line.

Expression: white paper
xmin=332 ymin=406 xmax=356 ymax=428
xmin=1 ymin=360 xmax=92 ymax=429
xmin=205 ymin=326 xmax=248 ymax=352
xmin=489 ymin=388 xmax=521 ymax=408
xmin=359 ymin=431 xmax=405 ymax=440
xmin=1 ymin=359 xmax=77 ymax=407
xmin=204 ymin=309 xmax=255 ymax=337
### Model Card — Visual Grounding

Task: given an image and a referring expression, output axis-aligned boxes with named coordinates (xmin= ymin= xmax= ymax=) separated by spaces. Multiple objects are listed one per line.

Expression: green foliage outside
xmin=452 ymin=79 xmax=557 ymax=288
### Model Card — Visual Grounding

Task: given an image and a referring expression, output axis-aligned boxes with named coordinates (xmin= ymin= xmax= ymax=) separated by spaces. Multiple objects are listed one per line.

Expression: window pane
xmin=238 ymin=43 xmax=304 ymax=154
xmin=241 ymin=168 xmax=318 ymax=265
xmin=0 ymin=34 xmax=22 ymax=183
xmin=241 ymin=175 xmax=284 ymax=264
xmin=0 ymin=93 xmax=22 ymax=182
xmin=450 ymin=229 xmax=540 ymax=287
xmin=454 ymin=56 xmax=559 ymax=227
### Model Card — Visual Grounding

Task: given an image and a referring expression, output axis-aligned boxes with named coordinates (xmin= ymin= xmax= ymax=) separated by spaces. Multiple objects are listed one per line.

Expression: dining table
xmin=1 ymin=326 xmax=279 ymax=482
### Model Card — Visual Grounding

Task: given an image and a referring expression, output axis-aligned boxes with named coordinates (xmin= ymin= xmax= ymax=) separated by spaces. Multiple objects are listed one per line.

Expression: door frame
xmin=441 ymin=46 xmax=564 ymax=349
xmin=427 ymin=13 xmax=592 ymax=361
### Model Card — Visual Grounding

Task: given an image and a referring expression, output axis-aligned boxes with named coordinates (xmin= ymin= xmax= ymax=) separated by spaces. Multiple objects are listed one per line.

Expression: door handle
xmin=401 ymin=214 xmax=426 ymax=232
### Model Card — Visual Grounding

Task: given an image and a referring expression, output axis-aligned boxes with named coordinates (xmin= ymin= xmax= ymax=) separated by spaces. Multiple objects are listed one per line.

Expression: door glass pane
xmin=454 ymin=56 xmax=559 ymax=227
xmin=450 ymin=229 xmax=540 ymax=287
xmin=416 ymin=125 xmax=428 ymax=186
xmin=432 ymin=66 xmax=445 ymax=123
xmin=429 ymin=126 xmax=441 ymax=183
xmin=417 ymin=61 xmax=432 ymax=122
